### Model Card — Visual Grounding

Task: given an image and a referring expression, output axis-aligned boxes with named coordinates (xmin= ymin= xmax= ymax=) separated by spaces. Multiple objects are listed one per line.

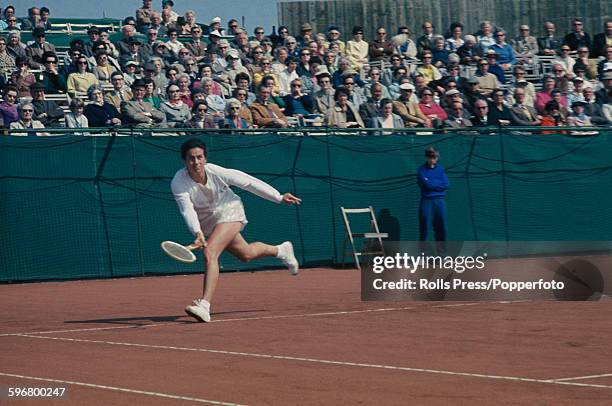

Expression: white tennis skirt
xmin=199 ymin=198 xmax=248 ymax=236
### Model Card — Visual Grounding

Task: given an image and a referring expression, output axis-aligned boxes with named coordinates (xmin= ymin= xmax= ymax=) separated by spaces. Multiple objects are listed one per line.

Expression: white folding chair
xmin=341 ymin=206 xmax=388 ymax=270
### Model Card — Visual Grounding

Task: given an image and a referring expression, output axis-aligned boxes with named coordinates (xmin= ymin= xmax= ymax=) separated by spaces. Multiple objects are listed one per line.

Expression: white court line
xmin=0 ymin=302 xmax=488 ymax=337
xmin=12 ymin=334 xmax=612 ymax=390
xmin=0 ymin=372 xmax=246 ymax=405
xmin=552 ymin=373 xmax=612 ymax=382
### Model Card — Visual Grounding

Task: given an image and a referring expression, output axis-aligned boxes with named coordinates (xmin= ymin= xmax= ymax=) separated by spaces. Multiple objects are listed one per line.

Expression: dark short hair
xmin=42 ymin=51 xmax=56 ymax=61
xmin=234 ymin=72 xmax=250 ymax=83
xmin=181 ymin=139 xmax=207 ymax=160
xmin=545 ymin=100 xmax=560 ymax=112
xmin=192 ymin=100 xmax=208 ymax=113
xmin=334 ymin=86 xmax=349 ymax=101
xmin=3 ymin=84 xmax=18 ymax=96
xmin=380 ymin=98 xmax=393 ymax=107
xmin=261 ymin=75 xmax=275 ymax=86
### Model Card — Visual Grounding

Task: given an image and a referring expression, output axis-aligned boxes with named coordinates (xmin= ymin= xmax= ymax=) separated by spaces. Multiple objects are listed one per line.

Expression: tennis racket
xmin=161 ymin=241 xmax=200 ymax=263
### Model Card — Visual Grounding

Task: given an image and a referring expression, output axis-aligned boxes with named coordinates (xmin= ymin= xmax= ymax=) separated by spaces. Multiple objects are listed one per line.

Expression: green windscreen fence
xmin=1 ymin=132 xmax=612 ymax=282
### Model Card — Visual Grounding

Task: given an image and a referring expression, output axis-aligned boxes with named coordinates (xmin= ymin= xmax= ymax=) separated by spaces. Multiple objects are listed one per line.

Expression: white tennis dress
xmin=171 ymin=163 xmax=283 ymax=236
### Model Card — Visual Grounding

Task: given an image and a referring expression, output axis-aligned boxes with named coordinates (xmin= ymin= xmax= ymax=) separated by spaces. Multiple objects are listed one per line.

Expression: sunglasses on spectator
xmin=287 ymin=42 xmax=296 ymax=45
xmin=255 ymin=31 xmax=264 ymax=34
xmin=476 ymin=106 xmax=488 ymax=110
xmin=45 ymin=60 xmax=57 ymax=64
xmin=22 ymin=109 xmax=33 ymax=112
xmin=291 ymin=84 xmax=302 ymax=87
xmin=422 ymin=93 xmax=433 ymax=96
xmin=230 ymin=107 xmax=240 ymax=110
xmin=254 ymin=50 xmax=263 ymax=54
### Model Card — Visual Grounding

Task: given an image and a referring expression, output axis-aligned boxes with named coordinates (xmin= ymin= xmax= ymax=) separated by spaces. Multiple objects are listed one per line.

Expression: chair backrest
xmin=341 ymin=206 xmax=381 ymax=241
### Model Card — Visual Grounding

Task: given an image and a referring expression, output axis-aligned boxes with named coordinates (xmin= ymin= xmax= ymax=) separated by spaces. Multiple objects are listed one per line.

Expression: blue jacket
xmin=417 ymin=163 xmax=449 ymax=199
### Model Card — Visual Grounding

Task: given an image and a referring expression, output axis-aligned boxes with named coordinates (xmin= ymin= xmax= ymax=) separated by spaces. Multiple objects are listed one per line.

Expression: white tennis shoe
xmin=185 ymin=298 xmax=211 ymax=322
xmin=278 ymin=241 xmax=299 ymax=276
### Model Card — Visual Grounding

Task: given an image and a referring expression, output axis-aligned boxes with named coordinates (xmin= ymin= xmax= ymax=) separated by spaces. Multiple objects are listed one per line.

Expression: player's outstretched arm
xmin=281 ymin=193 xmax=302 ymax=205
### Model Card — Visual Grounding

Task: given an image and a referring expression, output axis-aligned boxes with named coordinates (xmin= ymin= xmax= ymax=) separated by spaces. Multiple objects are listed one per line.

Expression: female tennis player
xmin=171 ymin=139 xmax=301 ymax=322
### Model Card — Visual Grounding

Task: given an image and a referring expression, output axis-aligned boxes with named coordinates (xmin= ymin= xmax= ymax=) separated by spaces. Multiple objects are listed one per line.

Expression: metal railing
xmin=2 ymin=125 xmax=610 ymax=138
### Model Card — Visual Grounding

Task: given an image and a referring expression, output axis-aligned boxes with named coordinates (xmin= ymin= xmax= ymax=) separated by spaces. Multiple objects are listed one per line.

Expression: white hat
xmin=399 ymin=83 xmax=415 ymax=91
xmin=209 ymin=30 xmax=222 ymax=37
xmin=210 ymin=17 xmax=221 ymax=24
xmin=226 ymin=50 xmax=240 ymax=59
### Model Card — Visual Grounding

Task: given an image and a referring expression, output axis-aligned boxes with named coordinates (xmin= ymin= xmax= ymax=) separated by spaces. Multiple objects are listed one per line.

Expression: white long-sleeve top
xmin=171 ymin=163 xmax=283 ymax=236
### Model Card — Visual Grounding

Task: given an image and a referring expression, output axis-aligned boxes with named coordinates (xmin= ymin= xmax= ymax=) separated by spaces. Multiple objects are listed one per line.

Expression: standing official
xmin=417 ymin=147 xmax=449 ymax=241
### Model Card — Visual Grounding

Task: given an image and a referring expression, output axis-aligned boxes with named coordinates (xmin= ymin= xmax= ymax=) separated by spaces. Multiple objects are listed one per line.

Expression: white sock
xmin=199 ymin=299 xmax=210 ymax=309
xmin=276 ymin=243 xmax=285 ymax=259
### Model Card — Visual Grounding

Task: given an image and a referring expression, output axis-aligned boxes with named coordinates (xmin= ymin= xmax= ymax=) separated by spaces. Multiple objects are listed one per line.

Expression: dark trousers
xmin=419 ymin=197 xmax=447 ymax=241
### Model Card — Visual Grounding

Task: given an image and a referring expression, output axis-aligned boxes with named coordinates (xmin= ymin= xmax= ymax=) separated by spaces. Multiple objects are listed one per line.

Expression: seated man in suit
xmin=392 ymin=83 xmax=430 ymax=127
xmin=30 ymin=82 xmax=65 ymax=127
xmin=358 ymin=83 xmax=385 ymax=124
xmin=510 ymin=88 xmax=541 ymax=126
xmin=471 ymin=99 xmax=491 ymax=127
xmin=26 ymin=27 xmax=56 ymax=69
xmin=250 ymin=84 xmax=289 ymax=128
xmin=120 ymin=79 xmax=166 ymax=127
xmin=105 ymin=71 xmax=134 ymax=111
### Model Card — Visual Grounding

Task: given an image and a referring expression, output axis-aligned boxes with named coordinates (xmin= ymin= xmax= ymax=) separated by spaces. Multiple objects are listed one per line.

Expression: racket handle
xmin=187 ymin=244 xmax=200 ymax=251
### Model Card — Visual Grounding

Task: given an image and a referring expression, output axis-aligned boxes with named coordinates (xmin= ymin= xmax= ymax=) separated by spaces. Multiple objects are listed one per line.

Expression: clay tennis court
xmin=1 ymin=267 xmax=612 ymax=405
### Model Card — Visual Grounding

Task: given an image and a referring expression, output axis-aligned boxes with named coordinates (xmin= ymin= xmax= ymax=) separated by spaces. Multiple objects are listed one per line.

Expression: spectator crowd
xmin=0 ymin=0 xmax=610 ymax=134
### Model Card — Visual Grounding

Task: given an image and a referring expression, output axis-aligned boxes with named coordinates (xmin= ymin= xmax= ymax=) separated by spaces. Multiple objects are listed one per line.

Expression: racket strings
xmin=162 ymin=241 xmax=196 ymax=263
